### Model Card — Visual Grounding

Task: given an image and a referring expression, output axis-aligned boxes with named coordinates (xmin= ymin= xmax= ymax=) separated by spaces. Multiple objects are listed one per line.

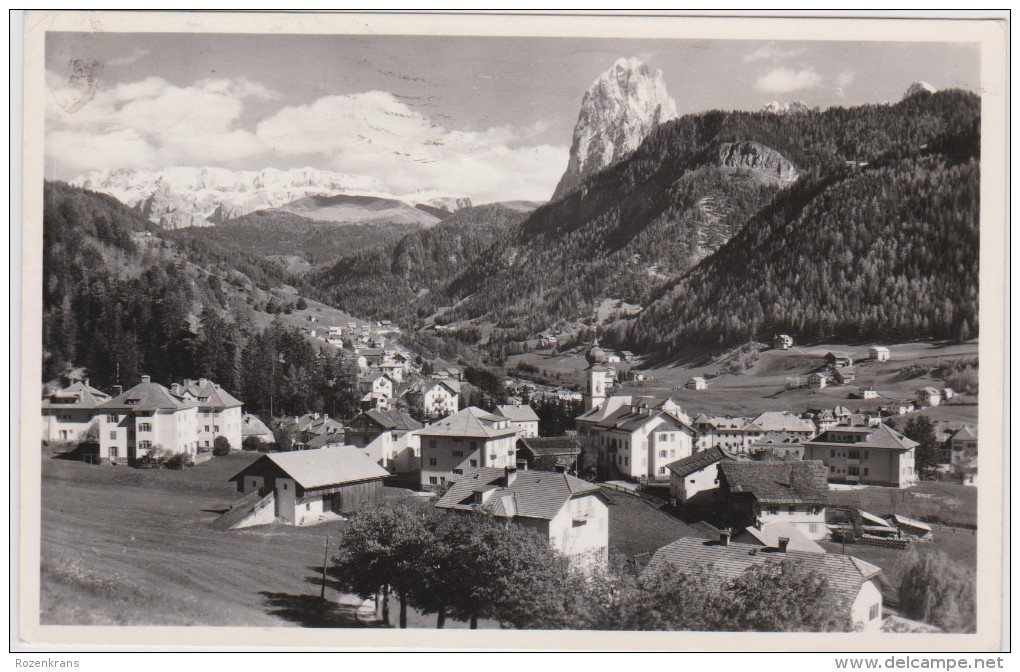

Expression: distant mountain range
xmin=70 ymin=166 xmax=472 ymax=229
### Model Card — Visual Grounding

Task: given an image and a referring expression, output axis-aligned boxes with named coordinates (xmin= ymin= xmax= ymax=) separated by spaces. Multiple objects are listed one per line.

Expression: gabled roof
xmin=718 ymin=460 xmax=828 ymax=505
xmin=666 ymin=446 xmax=741 ymax=478
xmin=887 ymin=514 xmax=932 ymax=532
xmin=304 ymin=433 xmax=346 ymax=449
xmin=42 ymin=380 xmax=111 ymax=409
xmin=593 ymin=403 xmax=695 ymax=434
xmin=177 ymin=378 xmax=243 ymax=409
xmin=435 ymin=467 xmax=604 ymax=520
xmin=241 ymin=413 xmax=273 ymax=437
xmin=751 ymin=411 xmax=816 ymax=433
xmin=229 ymin=445 xmax=389 ymax=490
xmin=360 ymin=408 xmax=423 ymax=432
xmin=805 ymin=424 xmax=918 ymax=451
xmin=359 ymin=371 xmax=394 ymax=385
xmin=100 ymin=378 xmax=195 ymax=412
xmin=642 ymin=537 xmax=882 ymax=605
xmin=738 ymin=523 xmax=825 ymax=554
xmin=950 ymin=426 xmax=977 ymax=441
xmin=495 ymin=404 xmax=540 ymax=423
xmin=917 ymin=386 xmax=941 ymax=395
xmin=517 ymin=436 xmax=580 ymax=457
xmin=417 ymin=406 xmax=517 ymax=439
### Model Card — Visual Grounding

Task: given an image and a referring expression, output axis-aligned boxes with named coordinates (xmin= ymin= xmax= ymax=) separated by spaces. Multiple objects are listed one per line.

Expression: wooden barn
xmin=229 ymin=445 xmax=389 ymax=525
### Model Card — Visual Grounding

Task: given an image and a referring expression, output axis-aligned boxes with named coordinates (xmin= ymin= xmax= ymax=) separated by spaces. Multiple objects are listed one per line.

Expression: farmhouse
xmin=291 ymin=413 xmax=345 ymax=448
xmin=495 ymin=403 xmax=540 ymax=438
xmin=717 ymin=461 xmax=829 ymax=540
xmin=41 ymin=379 xmax=111 ymax=443
xmin=685 ymin=376 xmax=707 ymax=391
xmin=345 ymin=408 xmax=423 ymax=474
xmin=435 ymin=467 xmax=611 ymax=570
xmin=642 ymin=535 xmax=885 ymax=631
xmin=172 ymin=378 xmax=244 ymax=452
xmin=665 ymin=446 xmax=742 ymax=508
xmin=915 ymin=387 xmax=942 ymax=407
xmin=516 ymin=436 xmax=582 ymax=473
xmin=802 ymin=424 xmax=918 ymax=488
xmin=230 ymin=445 xmax=390 ymax=525
xmin=824 ymin=352 xmax=854 ymax=368
xmin=99 ymin=375 xmax=199 ymax=463
xmin=829 ymin=366 xmax=856 ymax=385
xmin=949 ymin=425 xmax=977 ymax=470
xmin=418 ymin=406 xmax=519 ymax=490
xmin=807 ymin=372 xmax=829 ymax=390
xmin=358 ymin=371 xmax=395 ymax=401
xmin=869 ymin=346 xmax=891 ymax=362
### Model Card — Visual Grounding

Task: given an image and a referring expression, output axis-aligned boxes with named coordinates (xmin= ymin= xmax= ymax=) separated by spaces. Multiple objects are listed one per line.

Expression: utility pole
xmin=318 ymin=534 xmax=329 ymax=621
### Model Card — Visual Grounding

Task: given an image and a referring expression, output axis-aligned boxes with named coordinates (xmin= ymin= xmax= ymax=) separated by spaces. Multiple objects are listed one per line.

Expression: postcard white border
xmin=18 ymin=10 xmax=1008 ymax=651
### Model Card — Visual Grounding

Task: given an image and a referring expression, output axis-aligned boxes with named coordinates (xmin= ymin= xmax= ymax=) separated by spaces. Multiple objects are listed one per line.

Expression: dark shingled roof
xmin=436 ymin=467 xmax=604 ymax=520
xmin=642 ymin=537 xmax=882 ymax=605
xmin=666 ymin=446 xmax=741 ymax=478
xmin=718 ymin=460 xmax=829 ymax=505
xmin=364 ymin=409 xmax=423 ymax=432
xmin=517 ymin=436 xmax=581 ymax=457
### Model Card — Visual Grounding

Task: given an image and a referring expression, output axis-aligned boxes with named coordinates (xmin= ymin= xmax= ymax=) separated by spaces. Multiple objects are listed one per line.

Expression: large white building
xmin=576 ymin=395 xmax=696 ymax=481
xmin=41 ymin=379 xmax=110 ymax=443
xmin=435 ymin=467 xmax=611 ymax=570
xmin=98 ymin=375 xmax=200 ymax=463
xmin=345 ymin=408 xmax=423 ymax=474
xmin=172 ymin=378 xmax=244 ymax=451
xmin=802 ymin=424 xmax=918 ymax=488
xmin=418 ymin=407 xmax=519 ymax=490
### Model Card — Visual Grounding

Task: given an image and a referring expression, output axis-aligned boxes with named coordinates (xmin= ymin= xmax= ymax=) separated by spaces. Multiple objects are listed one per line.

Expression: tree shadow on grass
xmin=259 ymin=590 xmax=374 ymax=628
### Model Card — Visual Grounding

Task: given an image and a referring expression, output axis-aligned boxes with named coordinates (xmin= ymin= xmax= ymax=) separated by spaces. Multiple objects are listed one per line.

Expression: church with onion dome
xmin=582 ymin=339 xmax=616 ymax=413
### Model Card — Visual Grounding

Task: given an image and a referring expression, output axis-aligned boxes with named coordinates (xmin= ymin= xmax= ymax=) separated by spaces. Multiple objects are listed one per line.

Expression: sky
xmin=44 ymin=33 xmax=980 ymax=203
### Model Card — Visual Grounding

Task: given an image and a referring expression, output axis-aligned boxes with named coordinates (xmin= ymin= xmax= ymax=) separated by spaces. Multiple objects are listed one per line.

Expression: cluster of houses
xmin=42 ymin=375 xmax=243 ymax=463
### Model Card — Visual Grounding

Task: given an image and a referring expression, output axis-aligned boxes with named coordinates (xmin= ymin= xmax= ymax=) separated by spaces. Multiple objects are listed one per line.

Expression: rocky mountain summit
xmin=71 ymin=166 xmax=471 ymax=229
xmin=761 ymin=100 xmax=816 ymax=115
xmin=551 ymin=57 xmax=677 ymax=201
xmin=903 ymin=81 xmax=938 ymax=100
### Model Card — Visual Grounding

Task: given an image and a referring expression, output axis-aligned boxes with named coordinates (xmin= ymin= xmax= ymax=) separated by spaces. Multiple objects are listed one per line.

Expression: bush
xmin=242 ymin=435 xmax=263 ymax=451
xmin=136 ymin=446 xmax=169 ymax=469
xmin=213 ymin=435 xmax=232 ymax=456
xmin=165 ymin=452 xmax=195 ymax=470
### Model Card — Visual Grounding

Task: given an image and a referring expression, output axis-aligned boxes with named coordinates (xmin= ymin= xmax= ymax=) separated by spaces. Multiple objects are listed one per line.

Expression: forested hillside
xmin=310 ymin=89 xmax=979 ymax=360
xmin=310 ymin=202 xmax=534 ymax=323
xmin=42 ymin=182 xmax=363 ymax=418
xmin=174 ymin=209 xmax=419 ymax=270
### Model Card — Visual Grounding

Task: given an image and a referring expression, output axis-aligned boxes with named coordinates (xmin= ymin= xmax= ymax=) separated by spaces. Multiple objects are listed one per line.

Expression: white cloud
xmin=743 ymin=44 xmax=806 ymax=63
xmin=835 ymin=70 xmax=856 ymax=88
xmin=45 ymin=72 xmax=272 ymax=174
xmin=256 ymin=91 xmax=567 ymax=202
xmin=755 ymin=67 xmax=824 ymax=94
xmin=106 ymin=49 xmax=150 ymax=67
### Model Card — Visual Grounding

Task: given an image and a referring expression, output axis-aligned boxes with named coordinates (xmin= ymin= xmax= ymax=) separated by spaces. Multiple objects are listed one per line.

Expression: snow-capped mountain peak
xmin=69 ymin=167 xmax=471 ymax=228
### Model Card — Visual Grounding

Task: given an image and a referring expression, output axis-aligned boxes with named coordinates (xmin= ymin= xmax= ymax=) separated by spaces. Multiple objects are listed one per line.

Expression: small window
xmin=109 ymin=431 xmax=117 ymax=440
xmin=106 ymin=414 xmax=118 ymax=423
xmin=428 ymin=439 xmax=437 ymax=449
xmin=283 ymin=483 xmax=288 ymax=490
xmin=469 ymin=459 xmax=477 ymax=467
xmin=452 ymin=469 xmax=463 ymax=475
xmin=452 ymin=450 xmax=463 ymax=457
xmin=429 ymin=458 xmax=437 ymax=466
xmin=252 ymin=480 xmax=257 ymax=488
xmin=306 ymin=502 xmax=310 ymax=511
xmin=109 ymin=447 xmax=119 ymax=459
xmin=429 ymin=477 xmax=438 ymax=485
